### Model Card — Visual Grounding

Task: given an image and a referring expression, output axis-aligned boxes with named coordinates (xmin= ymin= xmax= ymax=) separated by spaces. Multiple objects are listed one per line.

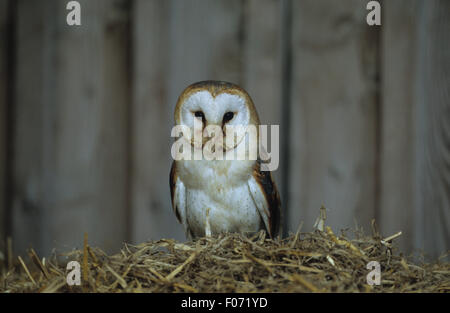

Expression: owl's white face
xmin=180 ymin=91 xmax=249 ymax=129
xmin=178 ymin=91 xmax=251 ymax=151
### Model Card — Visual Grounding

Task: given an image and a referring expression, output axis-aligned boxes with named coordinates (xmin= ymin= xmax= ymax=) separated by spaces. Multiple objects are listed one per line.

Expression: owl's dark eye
xmin=194 ymin=111 xmax=205 ymax=119
xmin=223 ymin=112 xmax=235 ymax=123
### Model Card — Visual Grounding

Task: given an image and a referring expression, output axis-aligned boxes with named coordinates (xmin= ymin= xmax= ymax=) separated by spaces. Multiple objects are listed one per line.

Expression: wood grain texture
xmin=414 ymin=0 xmax=450 ymax=258
xmin=0 ymin=0 xmax=7 ymax=244
xmin=288 ymin=0 xmax=378 ymax=233
xmin=130 ymin=0 xmax=185 ymax=242
xmin=12 ymin=0 xmax=129 ymax=256
xmin=12 ymin=0 xmax=46 ymax=255
xmin=379 ymin=0 xmax=419 ymax=254
xmin=167 ymin=0 xmax=244 ymax=105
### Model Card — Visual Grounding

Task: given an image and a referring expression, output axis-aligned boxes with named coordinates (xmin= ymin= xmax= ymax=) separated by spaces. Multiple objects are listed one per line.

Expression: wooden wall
xmin=379 ymin=0 xmax=450 ymax=257
xmin=11 ymin=0 xmax=129 ymax=254
xmin=0 ymin=0 xmax=448 ymax=259
xmin=288 ymin=0 xmax=379 ymax=236
xmin=413 ymin=0 xmax=450 ymax=257
xmin=379 ymin=0 xmax=419 ymax=256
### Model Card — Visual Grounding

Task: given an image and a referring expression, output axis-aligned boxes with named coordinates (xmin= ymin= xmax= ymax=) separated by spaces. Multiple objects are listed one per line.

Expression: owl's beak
xmin=202 ymin=123 xmax=227 ymax=152
xmin=202 ymin=123 xmax=223 ymax=141
xmin=190 ymin=121 xmax=222 ymax=149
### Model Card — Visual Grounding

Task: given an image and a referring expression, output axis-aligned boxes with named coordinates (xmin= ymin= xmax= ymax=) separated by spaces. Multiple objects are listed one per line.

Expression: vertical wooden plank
xmin=166 ymin=0 xmax=244 ymax=106
xmin=381 ymin=0 xmax=449 ymax=258
xmin=0 ymin=0 xmax=8 ymax=244
xmin=12 ymin=0 xmax=46 ymax=255
xmin=131 ymin=0 xmax=244 ymax=242
xmin=243 ymin=0 xmax=283 ymax=134
xmin=379 ymin=1 xmax=419 ymax=254
xmin=131 ymin=0 xmax=182 ymax=242
xmin=242 ymin=0 xmax=284 ymax=224
xmin=288 ymin=1 xmax=378 ymax=233
xmin=414 ymin=0 xmax=450 ymax=258
xmin=13 ymin=0 xmax=130 ymax=256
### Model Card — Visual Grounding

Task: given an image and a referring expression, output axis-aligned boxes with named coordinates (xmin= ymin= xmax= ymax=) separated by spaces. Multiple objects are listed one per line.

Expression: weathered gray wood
xmin=242 ymin=0 xmax=284 ymax=226
xmin=379 ymin=1 xmax=419 ymax=254
xmin=11 ymin=0 xmax=46 ymax=255
xmin=166 ymin=0 xmax=244 ymax=104
xmin=0 ymin=0 xmax=8 ymax=245
xmin=13 ymin=0 xmax=129 ymax=256
xmin=414 ymin=0 xmax=450 ymax=259
xmin=130 ymin=0 xmax=184 ymax=242
xmin=131 ymin=0 xmax=244 ymax=243
xmin=288 ymin=0 xmax=378 ymax=233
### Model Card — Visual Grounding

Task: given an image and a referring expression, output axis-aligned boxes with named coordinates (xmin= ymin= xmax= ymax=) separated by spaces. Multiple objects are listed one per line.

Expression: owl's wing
xmin=170 ymin=161 xmax=189 ymax=235
xmin=248 ymin=160 xmax=281 ymax=238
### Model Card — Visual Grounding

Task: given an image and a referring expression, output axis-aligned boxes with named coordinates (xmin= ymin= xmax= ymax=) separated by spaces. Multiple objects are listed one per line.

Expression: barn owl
xmin=170 ymin=81 xmax=280 ymax=239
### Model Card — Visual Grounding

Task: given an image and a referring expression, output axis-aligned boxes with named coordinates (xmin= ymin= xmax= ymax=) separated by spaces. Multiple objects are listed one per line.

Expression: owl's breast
xmin=177 ymin=159 xmax=255 ymax=189
xmin=176 ymin=159 xmax=261 ymax=237
xmin=185 ymin=183 xmax=261 ymax=238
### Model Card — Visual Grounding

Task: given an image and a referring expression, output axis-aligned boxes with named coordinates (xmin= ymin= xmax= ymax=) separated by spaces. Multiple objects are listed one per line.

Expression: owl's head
xmin=174 ymin=81 xmax=260 ymax=152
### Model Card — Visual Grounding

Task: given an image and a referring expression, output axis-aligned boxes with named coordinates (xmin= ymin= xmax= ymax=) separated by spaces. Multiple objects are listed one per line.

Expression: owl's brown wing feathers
xmin=251 ymin=160 xmax=281 ymax=238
